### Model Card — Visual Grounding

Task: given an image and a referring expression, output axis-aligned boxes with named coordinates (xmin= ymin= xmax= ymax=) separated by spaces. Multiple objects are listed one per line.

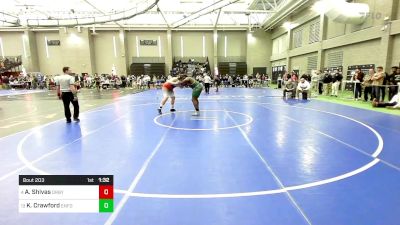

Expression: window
xmin=272 ymin=34 xmax=287 ymax=55
xmin=293 ymin=29 xmax=303 ymax=48
xmin=309 ymin=21 xmax=320 ymax=44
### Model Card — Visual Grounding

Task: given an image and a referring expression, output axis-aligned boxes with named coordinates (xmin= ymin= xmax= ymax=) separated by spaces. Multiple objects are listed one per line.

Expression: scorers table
xmin=19 ymin=175 xmax=114 ymax=213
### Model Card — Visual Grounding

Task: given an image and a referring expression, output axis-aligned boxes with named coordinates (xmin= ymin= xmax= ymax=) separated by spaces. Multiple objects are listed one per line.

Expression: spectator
xmin=121 ymin=75 xmax=127 ymax=88
xmin=362 ymin=69 xmax=374 ymax=102
xmin=203 ymin=74 xmax=212 ymax=94
xmin=322 ymin=71 xmax=333 ymax=96
xmin=214 ymin=74 xmax=221 ymax=92
xmin=331 ymin=70 xmax=343 ymax=97
xmin=242 ymin=74 xmax=249 ymax=88
xmin=371 ymin=66 xmax=385 ymax=102
xmin=2 ymin=75 xmax=9 ymax=89
xmin=283 ymin=78 xmax=295 ymax=99
xmin=311 ymin=70 xmax=320 ymax=93
xmin=248 ymin=76 xmax=254 ymax=88
xmin=352 ymin=68 xmax=364 ymax=100
xmin=94 ymin=73 xmax=101 ymax=91
xmin=152 ymin=75 xmax=157 ymax=88
xmin=396 ymin=67 xmax=400 ymax=84
xmin=372 ymin=93 xmax=399 ymax=109
xmin=296 ymin=78 xmax=311 ymax=100
xmin=291 ymin=72 xmax=299 ymax=92
xmin=144 ymin=75 xmax=151 ymax=89
xmin=318 ymin=71 xmax=324 ymax=94
xmin=387 ymin=66 xmax=398 ymax=100
xmin=291 ymin=72 xmax=298 ymax=83
xmin=381 ymin=70 xmax=389 ymax=101
xmin=235 ymin=76 xmax=241 ymax=87
xmin=277 ymin=74 xmax=283 ymax=89
xmin=228 ymin=75 xmax=233 ymax=87
xmin=306 ymin=73 xmax=312 ymax=82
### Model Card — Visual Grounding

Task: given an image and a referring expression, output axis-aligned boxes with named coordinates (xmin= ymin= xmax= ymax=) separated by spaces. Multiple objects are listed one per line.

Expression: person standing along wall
xmin=362 ymin=69 xmax=374 ymax=101
xmin=371 ymin=66 xmax=385 ymax=102
xmin=395 ymin=68 xmax=400 ymax=90
xmin=352 ymin=68 xmax=364 ymax=101
xmin=381 ymin=71 xmax=389 ymax=101
xmin=331 ymin=70 xmax=343 ymax=97
xmin=387 ymin=66 xmax=398 ymax=100
xmin=322 ymin=72 xmax=333 ymax=96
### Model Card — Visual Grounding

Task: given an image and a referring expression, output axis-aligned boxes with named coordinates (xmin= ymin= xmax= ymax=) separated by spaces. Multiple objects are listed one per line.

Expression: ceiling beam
xmin=171 ymin=0 xmax=224 ymax=25
xmin=214 ymin=9 xmax=222 ymax=27
xmin=171 ymin=0 xmax=240 ymax=28
xmin=157 ymin=4 xmax=170 ymax=27
xmin=145 ymin=9 xmax=274 ymax=14
xmin=262 ymin=0 xmax=310 ymax=30
xmin=263 ymin=0 xmax=276 ymax=10
xmin=261 ymin=0 xmax=267 ymax=10
xmin=83 ymin=0 xmax=123 ymax=28
xmin=248 ymin=0 xmax=260 ymax=9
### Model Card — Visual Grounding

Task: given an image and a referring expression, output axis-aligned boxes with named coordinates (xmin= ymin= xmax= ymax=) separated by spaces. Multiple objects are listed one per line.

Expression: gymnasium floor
xmin=0 ymin=87 xmax=400 ymax=225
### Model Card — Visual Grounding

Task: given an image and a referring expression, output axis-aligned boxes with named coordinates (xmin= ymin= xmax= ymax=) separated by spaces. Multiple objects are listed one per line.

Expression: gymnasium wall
xmin=35 ymin=32 xmax=63 ymax=75
xmin=1 ymin=29 xmax=256 ymax=75
xmin=172 ymin=31 xmax=213 ymax=58
xmin=272 ymin=34 xmax=288 ymax=58
xmin=246 ymin=30 xmax=272 ymax=74
xmin=271 ymin=59 xmax=286 ymax=67
xmin=126 ymin=31 xmax=168 ymax=58
xmin=0 ymin=32 xmax=24 ymax=58
xmin=391 ymin=35 xmax=400 ymax=67
xmin=398 ymin=1 xmax=400 ymax=19
xmin=58 ymin=27 xmax=95 ymax=75
xmin=217 ymin=31 xmax=247 ymax=58
xmin=325 ymin=19 xmax=346 ymax=40
xmin=323 ymin=39 xmax=381 ymax=68
xmin=289 ymin=52 xmax=318 ymax=75
xmin=270 ymin=0 xmax=400 ymax=74
xmin=291 ymin=18 xmax=320 ymax=48
xmin=92 ymin=31 xmax=126 ymax=75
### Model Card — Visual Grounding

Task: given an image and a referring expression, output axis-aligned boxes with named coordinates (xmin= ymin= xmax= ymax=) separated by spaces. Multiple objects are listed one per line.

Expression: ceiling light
xmin=312 ymin=0 xmax=349 ymax=14
xmin=282 ymin=22 xmax=296 ymax=30
xmin=311 ymin=1 xmax=330 ymax=14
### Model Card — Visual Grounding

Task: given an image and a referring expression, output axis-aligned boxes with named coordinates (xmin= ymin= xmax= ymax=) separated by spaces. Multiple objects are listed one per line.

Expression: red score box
xmin=99 ymin=185 xmax=114 ymax=199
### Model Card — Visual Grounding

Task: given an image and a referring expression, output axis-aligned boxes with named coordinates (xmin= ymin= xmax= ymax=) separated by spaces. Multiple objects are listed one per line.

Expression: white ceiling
xmin=0 ymin=0 xmax=289 ymax=28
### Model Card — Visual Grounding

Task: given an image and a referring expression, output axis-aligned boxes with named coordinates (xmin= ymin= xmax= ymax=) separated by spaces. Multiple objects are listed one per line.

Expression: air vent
xmin=328 ymin=51 xmax=343 ymax=67
xmin=307 ymin=55 xmax=318 ymax=73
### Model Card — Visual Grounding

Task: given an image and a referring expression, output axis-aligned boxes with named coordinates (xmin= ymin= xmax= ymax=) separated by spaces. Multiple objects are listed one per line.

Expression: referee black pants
xmin=61 ymin=92 xmax=79 ymax=121
xmin=204 ymin=83 xmax=210 ymax=94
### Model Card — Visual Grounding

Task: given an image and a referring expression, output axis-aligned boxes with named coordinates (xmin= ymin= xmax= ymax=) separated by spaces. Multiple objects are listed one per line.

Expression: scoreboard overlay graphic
xmin=19 ymin=175 xmax=113 ymax=213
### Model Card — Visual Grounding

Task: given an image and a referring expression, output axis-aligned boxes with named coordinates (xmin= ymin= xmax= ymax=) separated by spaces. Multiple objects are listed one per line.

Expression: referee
xmin=55 ymin=67 xmax=80 ymax=123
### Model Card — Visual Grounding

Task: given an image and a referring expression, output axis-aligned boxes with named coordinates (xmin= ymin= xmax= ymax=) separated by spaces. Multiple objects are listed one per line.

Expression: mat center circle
xmin=154 ymin=110 xmax=253 ymax=131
